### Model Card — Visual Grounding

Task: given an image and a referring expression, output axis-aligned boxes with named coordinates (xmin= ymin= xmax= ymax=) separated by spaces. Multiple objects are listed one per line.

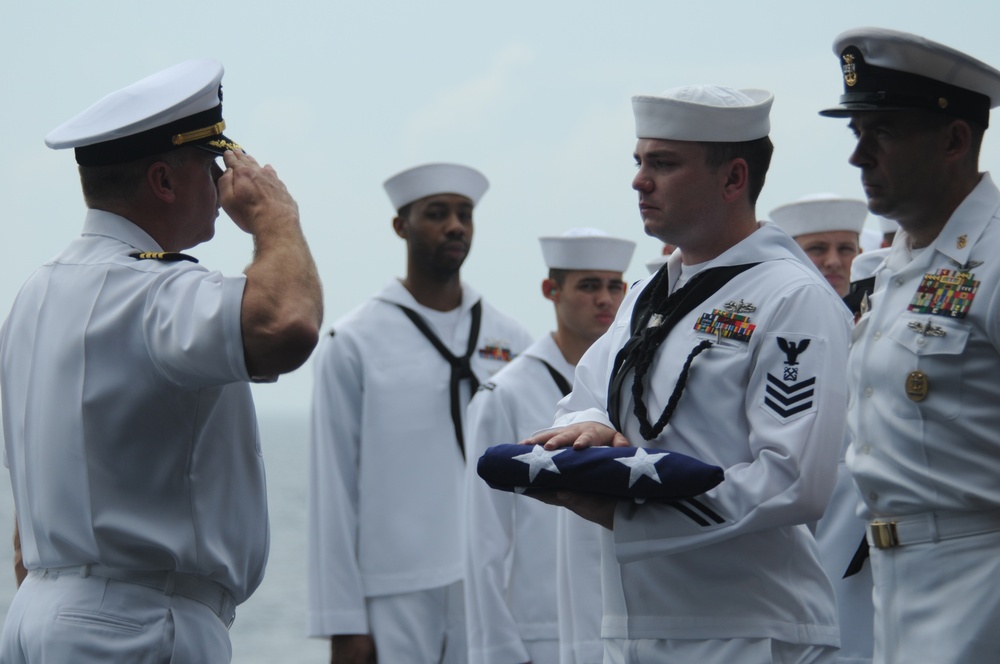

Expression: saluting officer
xmin=0 ymin=60 xmax=323 ymax=662
xmin=820 ymin=28 xmax=1000 ymax=663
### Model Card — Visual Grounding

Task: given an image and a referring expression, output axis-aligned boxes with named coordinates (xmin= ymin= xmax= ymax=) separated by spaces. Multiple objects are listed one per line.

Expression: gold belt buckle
xmin=869 ymin=521 xmax=900 ymax=549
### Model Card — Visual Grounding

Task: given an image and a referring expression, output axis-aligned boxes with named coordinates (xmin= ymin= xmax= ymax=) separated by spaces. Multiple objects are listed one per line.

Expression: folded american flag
xmin=477 ymin=444 xmax=724 ymax=501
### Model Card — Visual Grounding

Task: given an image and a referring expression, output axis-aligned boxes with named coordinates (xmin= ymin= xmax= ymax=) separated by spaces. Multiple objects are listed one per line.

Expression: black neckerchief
xmin=396 ymin=301 xmax=482 ymax=459
xmin=538 ymin=359 xmax=572 ymax=397
xmin=607 ymin=262 xmax=760 ymax=439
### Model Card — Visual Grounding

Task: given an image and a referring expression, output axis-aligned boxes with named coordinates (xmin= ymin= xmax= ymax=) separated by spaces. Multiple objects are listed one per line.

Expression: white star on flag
xmin=512 ymin=445 xmax=566 ymax=481
xmin=615 ymin=448 xmax=669 ymax=487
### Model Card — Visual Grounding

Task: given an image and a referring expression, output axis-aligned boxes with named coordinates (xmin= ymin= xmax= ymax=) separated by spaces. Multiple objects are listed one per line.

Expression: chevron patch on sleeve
xmin=762 ymin=335 xmax=819 ymax=422
xmin=764 ymin=374 xmax=816 ymax=418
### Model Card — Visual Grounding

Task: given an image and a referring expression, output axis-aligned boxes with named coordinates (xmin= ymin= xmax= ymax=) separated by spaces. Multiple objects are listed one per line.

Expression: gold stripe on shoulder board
xmin=129 ymin=251 xmax=199 ymax=263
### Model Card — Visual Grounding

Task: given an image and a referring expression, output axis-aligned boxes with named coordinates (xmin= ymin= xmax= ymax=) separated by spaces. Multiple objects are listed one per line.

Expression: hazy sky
xmin=3 ymin=0 xmax=999 ymax=417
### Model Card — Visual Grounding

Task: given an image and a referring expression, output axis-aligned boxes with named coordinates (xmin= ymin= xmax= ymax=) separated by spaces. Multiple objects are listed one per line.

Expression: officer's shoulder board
xmin=130 ymin=251 xmax=199 ymax=264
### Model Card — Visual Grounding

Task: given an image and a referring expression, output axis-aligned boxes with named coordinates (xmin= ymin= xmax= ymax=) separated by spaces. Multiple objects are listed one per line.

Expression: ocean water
xmin=0 ymin=412 xmax=329 ymax=663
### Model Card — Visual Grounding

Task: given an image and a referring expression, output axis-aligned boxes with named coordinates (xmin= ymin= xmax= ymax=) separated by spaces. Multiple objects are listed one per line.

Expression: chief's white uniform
xmin=464 ymin=333 xmax=573 ymax=664
xmin=0 ymin=210 xmax=264 ymax=661
xmin=308 ymin=280 xmax=532 ymax=656
xmin=847 ymin=174 xmax=1000 ymax=662
xmin=554 ymin=223 xmax=849 ymax=656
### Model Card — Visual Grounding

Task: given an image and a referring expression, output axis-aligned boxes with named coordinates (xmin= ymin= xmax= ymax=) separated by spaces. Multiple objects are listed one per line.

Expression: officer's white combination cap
xmin=539 ymin=228 xmax=636 ymax=272
xmin=769 ymin=193 xmax=868 ymax=237
xmin=632 ymin=85 xmax=773 ymax=142
xmin=45 ymin=59 xmax=239 ymax=167
xmin=383 ymin=163 xmax=489 ymax=211
xmin=820 ymin=28 xmax=1000 ymax=127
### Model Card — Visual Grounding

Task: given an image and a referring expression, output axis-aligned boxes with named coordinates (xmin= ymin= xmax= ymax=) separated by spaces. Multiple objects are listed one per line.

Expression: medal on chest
xmin=905 ymin=370 xmax=930 ymax=401
xmin=478 ymin=342 xmax=514 ymax=362
xmin=907 ymin=266 xmax=980 ymax=319
xmin=693 ymin=299 xmax=757 ymax=343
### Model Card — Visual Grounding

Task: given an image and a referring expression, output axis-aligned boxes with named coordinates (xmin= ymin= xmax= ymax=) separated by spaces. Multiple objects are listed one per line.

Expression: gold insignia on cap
xmin=938 ymin=97 xmax=949 ymax=109
xmin=957 ymin=234 xmax=968 ymax=249
xmin=905 ymin=371 xmax=929 ymax=401
xmin=843 ymin=53 xmax=858 ymax=87
xmin=172 ymin=121 xmax=226 ymax=146
xmin=206 ymin=138 xmax=243 ymax=152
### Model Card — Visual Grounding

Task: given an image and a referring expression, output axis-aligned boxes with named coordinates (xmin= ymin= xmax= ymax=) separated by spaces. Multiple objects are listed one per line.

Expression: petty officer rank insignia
xmin=764 ymin=336 xmax=818 ymax=421
xmin=908 ymin=268 xmax=979 ymax=318
xmin=130 ymin=251 xmax=199 ymax=263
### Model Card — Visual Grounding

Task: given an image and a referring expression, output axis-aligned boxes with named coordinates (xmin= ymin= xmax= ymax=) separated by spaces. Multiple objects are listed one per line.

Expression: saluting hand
xmin=218 ymin=149 xmax=299 ymax=236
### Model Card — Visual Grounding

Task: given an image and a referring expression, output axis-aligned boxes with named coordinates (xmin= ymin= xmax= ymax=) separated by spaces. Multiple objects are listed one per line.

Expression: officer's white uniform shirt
xmin=848 ymin=173 xmax=1000 ymax=516
xmin=846 ymin=174 xmax=1000 ymax=663
xmin=308 ymin=279 xmax=533 ymax=637
xmin=553 ymin=222 xmax=849 ymax=647
xmin=464 ymin=333 xmax=573 ymax=664
xmin=0 ymin=210 xmax=267 ymax=603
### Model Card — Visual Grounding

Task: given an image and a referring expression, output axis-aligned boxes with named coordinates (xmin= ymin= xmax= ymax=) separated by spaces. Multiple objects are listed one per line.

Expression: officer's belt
xmin=867 ymin=509 xmax=1000 ymax=550
xmin=34 ymin=565 xmax=237 ymax=628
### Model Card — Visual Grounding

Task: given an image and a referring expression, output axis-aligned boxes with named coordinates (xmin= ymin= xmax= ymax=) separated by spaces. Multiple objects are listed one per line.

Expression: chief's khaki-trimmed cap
xmin=46 ymin=59 xmax=240 ymax=166
xmin=819 ymin=28 xmax=1000 ymax=127
xmin=539 ymin=228 xmax=636 ymax=272
xmin=632 ymin=85 xmax=773 ymax=142
xmin=383 ymin=163 xmax=489 ymax=211
xmin=769 ymin=193 xmax=868 ymax=238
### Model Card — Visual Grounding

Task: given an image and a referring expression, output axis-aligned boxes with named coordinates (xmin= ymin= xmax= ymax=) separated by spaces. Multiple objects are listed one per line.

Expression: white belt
xmin=866 ymin=509 xmax=1000 ymax=550
xmin=36 ymin=565 xmax=236 ymax=628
